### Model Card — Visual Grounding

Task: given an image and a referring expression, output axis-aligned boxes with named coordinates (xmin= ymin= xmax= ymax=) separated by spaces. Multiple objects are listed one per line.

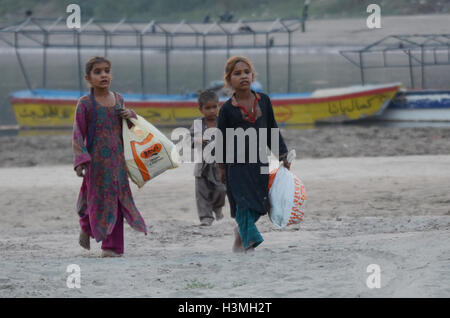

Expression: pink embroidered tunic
xmin=72 ymin=93 xmax=147 ymax=242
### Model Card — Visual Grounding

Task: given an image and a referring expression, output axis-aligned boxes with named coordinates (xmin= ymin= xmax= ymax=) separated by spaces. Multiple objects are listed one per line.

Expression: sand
xmin=0 ymin=147 xmax=449 ymax=297
xmin=1 ymin=10 xmax=450 ymax=298
xmin=1 ymin=125 xmax=450 ymax=167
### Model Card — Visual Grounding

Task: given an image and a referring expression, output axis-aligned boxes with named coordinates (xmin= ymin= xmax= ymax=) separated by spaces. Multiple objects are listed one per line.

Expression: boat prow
xmin=373 ymin=89 xmax=450 ymax=122
xmin=270 ymin=82 xmax=402 ymax=125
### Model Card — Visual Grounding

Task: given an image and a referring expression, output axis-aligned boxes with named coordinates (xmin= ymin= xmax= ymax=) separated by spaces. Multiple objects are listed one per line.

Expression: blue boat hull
xmin=375 ymin=90 xmax=450 ymax=121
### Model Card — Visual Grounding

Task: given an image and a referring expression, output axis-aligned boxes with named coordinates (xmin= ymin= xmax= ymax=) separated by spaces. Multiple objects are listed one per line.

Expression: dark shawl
xmin=217 ymin=91 xmax=288 ymax=218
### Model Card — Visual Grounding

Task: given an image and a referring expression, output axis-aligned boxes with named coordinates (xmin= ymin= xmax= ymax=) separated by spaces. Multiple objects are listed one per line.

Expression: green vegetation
xmin=185 ymin=279 xmax=214 ymax=290
xmin=0 ymin=0 xmax=449 ymax=23
xmin=232 ymin=281 xmax=247 ymax=288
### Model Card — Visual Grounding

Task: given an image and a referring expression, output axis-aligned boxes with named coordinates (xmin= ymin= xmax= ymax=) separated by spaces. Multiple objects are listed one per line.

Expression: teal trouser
xmin=235 ymin=206 xmax=264 ymax=250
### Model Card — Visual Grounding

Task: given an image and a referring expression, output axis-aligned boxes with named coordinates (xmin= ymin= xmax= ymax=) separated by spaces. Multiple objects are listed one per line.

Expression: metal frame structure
xmin=340 ymin=34 xmax=450 ymax=89
xmin=0 ymin=17 xmax=303 ymax=97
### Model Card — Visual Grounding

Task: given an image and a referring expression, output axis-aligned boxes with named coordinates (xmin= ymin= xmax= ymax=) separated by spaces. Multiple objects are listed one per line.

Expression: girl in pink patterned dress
xmin=73 ymin=56 xmax=147 ymax=257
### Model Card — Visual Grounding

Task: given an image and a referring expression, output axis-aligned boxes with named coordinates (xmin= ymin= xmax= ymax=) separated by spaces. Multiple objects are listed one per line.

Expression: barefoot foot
xmin=245 ymin=246 xmax=255 ymax=254
xmin=232 ymin=226 xmax=245 ymax=253
xmin=79 ymin=230 xmax=90 ymax=250
xmin=101 ymin=249 xmax=122 ymax=258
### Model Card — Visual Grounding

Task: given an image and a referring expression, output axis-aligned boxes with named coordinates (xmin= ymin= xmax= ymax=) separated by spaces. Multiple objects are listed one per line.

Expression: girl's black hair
xmin=85 ymin=56 xmax=111 ymax=76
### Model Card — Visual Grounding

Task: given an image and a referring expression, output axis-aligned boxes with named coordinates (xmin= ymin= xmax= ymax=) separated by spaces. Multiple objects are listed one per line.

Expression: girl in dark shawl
xmin=217 ymin=56 xmax=290 ymax=253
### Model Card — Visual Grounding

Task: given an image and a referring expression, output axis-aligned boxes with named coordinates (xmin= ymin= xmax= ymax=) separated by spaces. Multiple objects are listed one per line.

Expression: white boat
xmin=374 ymin=89 xmax=450 ymax=122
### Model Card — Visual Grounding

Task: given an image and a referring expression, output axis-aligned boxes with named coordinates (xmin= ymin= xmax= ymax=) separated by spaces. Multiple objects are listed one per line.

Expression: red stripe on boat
xmin=9 ymin=85 xmax=399 ymax=107
xmin=272 ymin=85 xmax=400 ymax=105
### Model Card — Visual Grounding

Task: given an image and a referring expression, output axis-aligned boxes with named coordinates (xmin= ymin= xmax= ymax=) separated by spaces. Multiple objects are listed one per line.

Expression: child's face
xmin=85 ymin=62 xmax=112 ymax=89
xmin=200 ymin=100 xmax=219 ymax=120
xmin=229 ymin=61 xmax=254 ymax=91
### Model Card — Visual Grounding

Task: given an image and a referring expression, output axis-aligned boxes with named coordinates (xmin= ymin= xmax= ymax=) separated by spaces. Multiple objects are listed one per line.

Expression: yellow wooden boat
xmin=9 ymin=82 xmax=401 ymax=128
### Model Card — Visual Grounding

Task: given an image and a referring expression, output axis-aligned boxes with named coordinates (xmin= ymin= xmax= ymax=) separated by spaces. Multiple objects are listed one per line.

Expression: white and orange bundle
xmin=268 ymin=150 xmax=306 ymax=228
xmin=122 ymin=115 xmax=178 ymax=188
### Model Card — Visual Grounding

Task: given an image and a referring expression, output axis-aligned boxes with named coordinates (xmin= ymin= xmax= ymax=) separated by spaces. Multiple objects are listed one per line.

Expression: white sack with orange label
xmin=268 ymin=150 xmax=306 ymax=228
xmin=122 ymin=115 xmax=179 ymax=188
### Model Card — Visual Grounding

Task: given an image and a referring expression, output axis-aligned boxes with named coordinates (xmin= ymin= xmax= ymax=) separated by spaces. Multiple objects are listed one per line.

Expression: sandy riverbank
xmin=1 ymin=125 xmax=449 ymax=167
xmin=1 ymin=11 xmax=449 ymax=298
xmin=0 ymin=154 xmax=449 ymax=297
